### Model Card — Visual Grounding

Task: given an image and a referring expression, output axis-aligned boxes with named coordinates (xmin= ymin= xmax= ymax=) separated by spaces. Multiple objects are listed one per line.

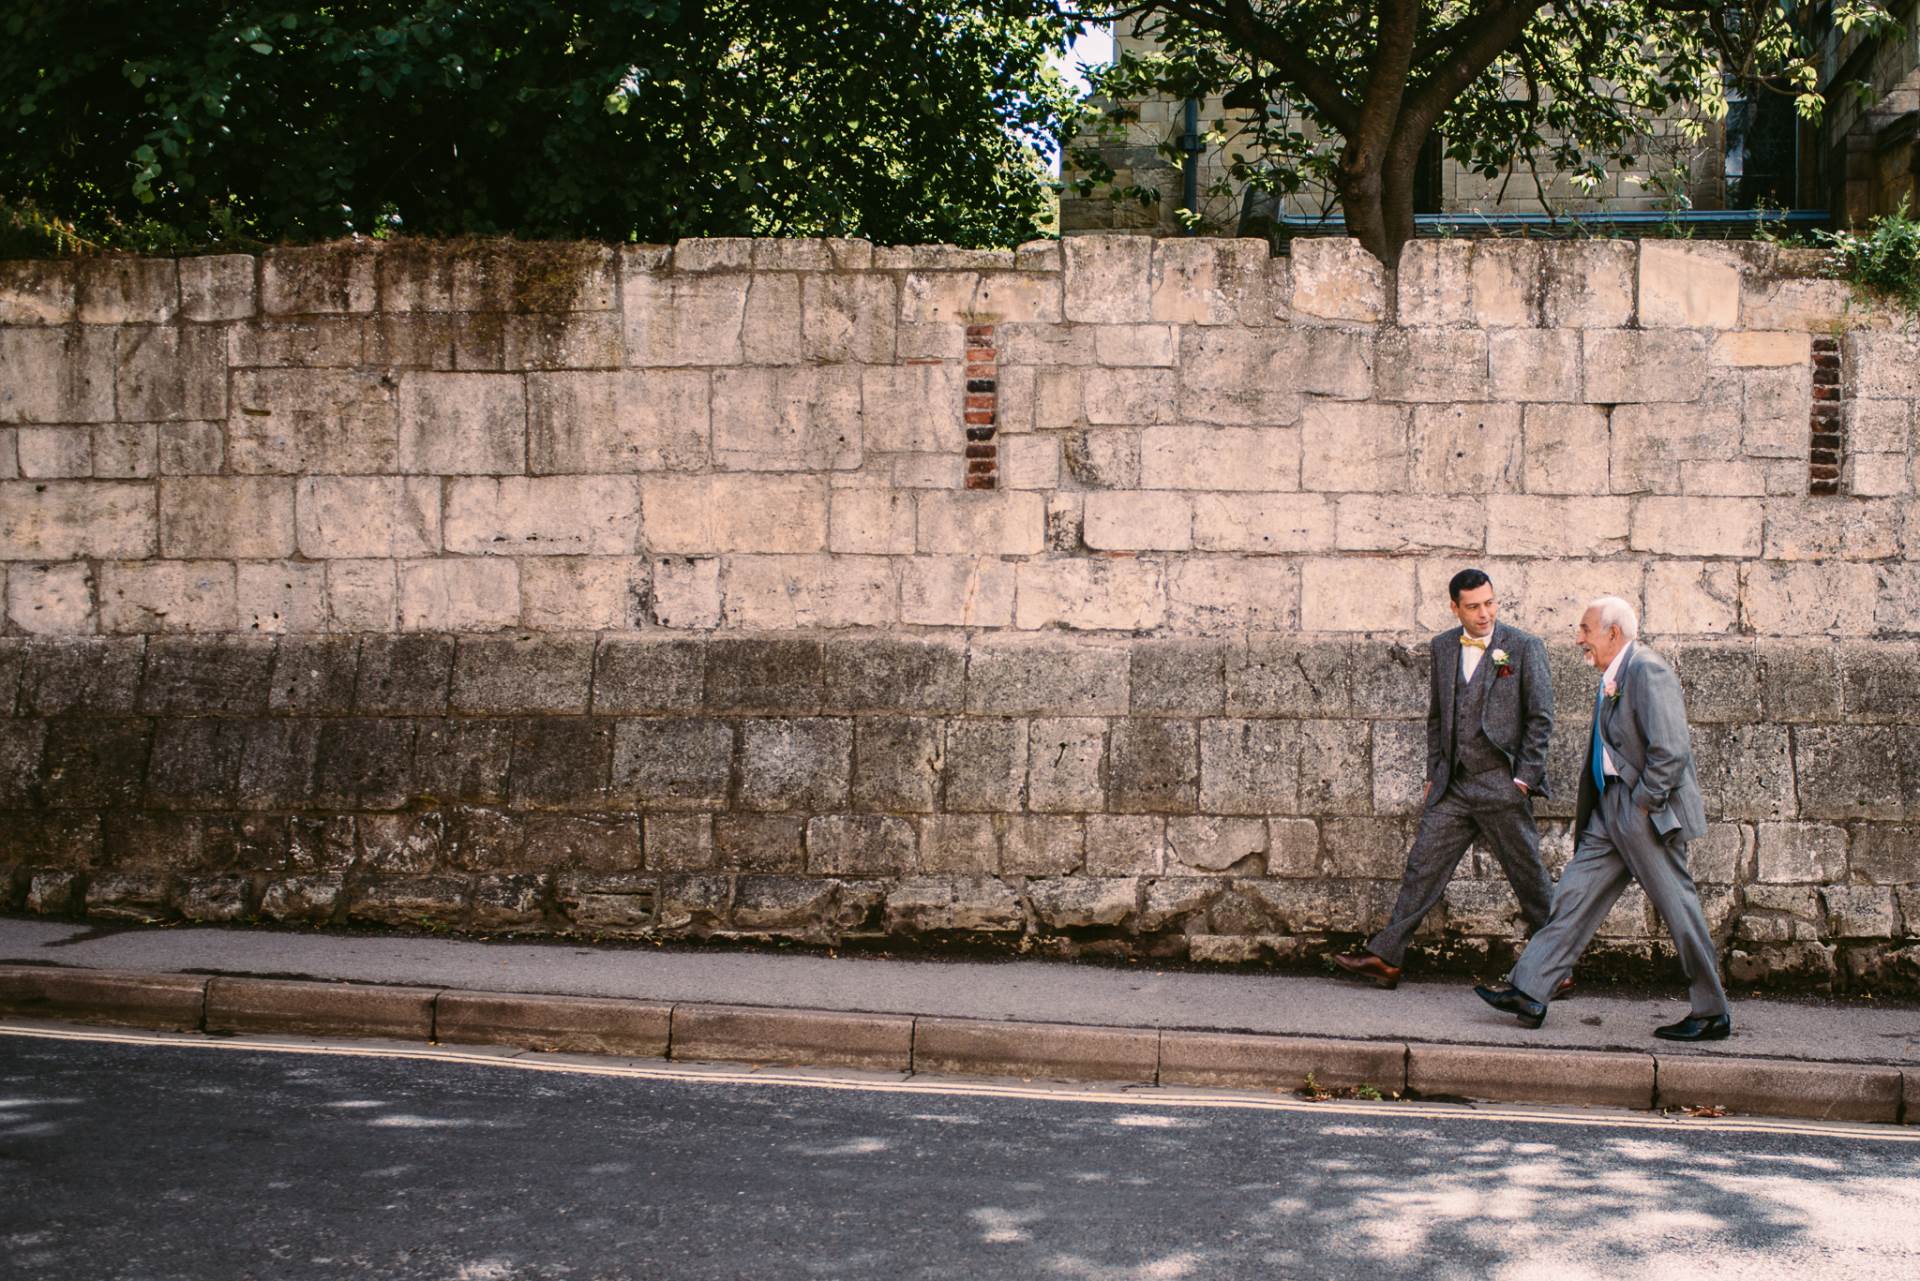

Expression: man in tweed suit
xmin=1476 ymin=595 xmax=1731 ymax=1039
xmin=1333 ymin=569 xmax=1555 ymax=988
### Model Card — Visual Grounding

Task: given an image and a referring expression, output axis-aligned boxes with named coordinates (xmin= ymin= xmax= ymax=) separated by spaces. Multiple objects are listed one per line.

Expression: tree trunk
xmin=1338 ymin=126 xmax=1428 ymax=269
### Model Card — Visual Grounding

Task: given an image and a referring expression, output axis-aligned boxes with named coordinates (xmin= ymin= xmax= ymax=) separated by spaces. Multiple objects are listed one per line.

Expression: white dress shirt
xmin=1598 ymin=642 xmax=1633 ymax=777
xmin=1459 ymin=636 xmax=1485 ymax=684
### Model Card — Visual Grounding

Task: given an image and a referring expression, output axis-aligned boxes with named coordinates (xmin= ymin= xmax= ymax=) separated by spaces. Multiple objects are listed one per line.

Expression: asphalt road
xmin=4 ymin=1028 xmax=1917 ymax=1281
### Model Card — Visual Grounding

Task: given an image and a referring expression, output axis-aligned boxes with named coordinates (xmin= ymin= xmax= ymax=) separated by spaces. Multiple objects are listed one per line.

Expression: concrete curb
xmin=1 ymin=964 xmax=1909 ymax=1125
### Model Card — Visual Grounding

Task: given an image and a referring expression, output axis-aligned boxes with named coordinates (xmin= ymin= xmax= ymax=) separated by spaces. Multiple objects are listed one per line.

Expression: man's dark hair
xmin=1449 ymin=568 xmax=1493 ymax=602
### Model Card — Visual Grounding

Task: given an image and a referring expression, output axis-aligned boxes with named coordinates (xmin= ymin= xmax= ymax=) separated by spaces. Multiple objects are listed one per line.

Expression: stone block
xmin=1791 ymin=726 xmax=1907 ymax=820
xmin=412 ymin=720 xmax=512 ymax=803
xmin=140 ymin=635 xmax=275 ymax=715
xmin=396 ymin=558 xmax=520 ymax=632
xmin=1848 ymin=823 xmax=1919 ymax=885
xmin=1199 ymin=719 xmax=1300 ymax=816
xmin=1821 ymin=884 xmax=1895 ymax=938
xmin=17 ymin=426 xmax=93 ymax=478
xmin=1664 ymin=641 xmax=1761 ymax=723
xmin=1165 ymin=557 xmax=1298 ymax=634
xmin=449 ymin=635 xmax=594 ymax=714
xmin=1131 ymin=639 xmax=1225 ymax=715
xmin=1190 ymin=493 xmax=1335 ymax=553
xmin=0 ymin=329 xmax=115 ymax=423
xmin=1002 ymin=814 xmax=1085 ymax=874
xmin=796 ymin=273 xmax=895 ymax=361
xmin=260 ymin=245 xmax=377 ymax=315
xmin=1139 ymin=424 xmax=1299 ymax=490
xmin=240 ymin=555 xmax=331 ymax=633
xmin=1023 ymin=717 xmax=1105 ymax=813
xmin=1711 ymin=330 xmax=1811 ymax=367
xmin=881 ymin=876 xmax=1024 ymax=933
xmin=706 ymin=636 xmax=822 ymax=712
xmin=1762 ymin=499 xmax=1903 ymax=561
xmin=1175 ymin=328 xmax=1302 ymax=425
xmin=1411 ymin=1045 xmax=1652 ymax=1110
xmin=972 ymin=272 xmax=1063 ymax=323
xmin=507 ymin=718 xmax=615 ymax=811
xmin=1290 ymin=239 xmax=1385 ymax=322
xmin=712 ymin=366 xmax=861 ymax=470
xmin=98 ymin=561 xmax=236 ymax=633
xmin=1298 ymin=719 xmax=1376 ymax=818
xmin=673 ymin=1001 xmax=911 ymax=1070
xmin=1337 ymin=494 xmax=1482 ymax=552
xmin=721 ymin=555 xmax=895 ymax=631
xmin=1225 ymin=635 xmax=1351 ymax=717
xmin=1754 ymin=822 xmax=1849 ymax=882
xmin=0 ymin=967 xmax=206 ymax=1032
xmin=1741 ymin=562 xmax=1878 ymax=636
xmin=1609 ymin=401 xmax=1743 ymax=496
xmin=1375 ymin=328 xmax=1489 ymax=402
xmin=1643 ymin=561 xmax=1740 ymax=637
xmin=116 ymin=325 xmax=225 ymax=421
xmin=898 ymin=556 xmax=1015 ymax=628
xmin=1395 ymin=240 xmax=1473 ymax=327
xmin=177 ymin=254 xmax=256 ymax=322
xmin=0 ymin=259 xmax=77 ymax=325
xmin=1082 ymin=815 xmax=1163 ymax=875
xmin=1469 ymin=240 xmax=1543 ymax=327
xmin=1638 ymin=242 xmax=1739 ymax=328
xmin=518 ymin=556 xmax=638 ymax=630
xmin=647 ymin=554 xmax=721 ymax=629
xmin=913 ymin=1015 xmax=1161 ymax=1081
xmin=817 ymin=636 xmax=964 ymax=715
xmin=0 ymin=481 xmax=155 ymax=560
xmin=826 ymin=488 xmax=916 ymax=556
xmin=1488 ymin=328 xmax=1580 ymax=402
xmin=354 ymin=634 xmax=453 ymax=713
xmin=396 ymin=372 xmax=525 ymax=473
xmin=17 ymin=636 xmax=142 ymax=715
xmin=444 ymin=476 xmax=639 ymax=555
xmin=1841 ymin=643 xmax=1920 ymax=724
xmin=1630 ymin=496 xmax=1761 ymax=557
xmin=899 ymin=271 xmax=979 ymax=325
xmin=941 ymin=718 xmax=1027 ymax=812
xmin=526 ymin=370 xmax=709 ymax=473
xmin=1063 ymin=236 xmax=1152 ymax=322
xmin=6 ymin=562 xmax=94 ymax=635
xmin=807 ymin=814 xmax=916 ymax=875
xmin=1693 ymin=723 xmax=1797 ymax=821
xmin=159 ymin=476 xmax=295 ymax=558
xmin=1162 ymin=816 xmax=1268 ymax=875
xmin=1001 ymin=435 xmax=1060 ymax=490
xmin=1083 ymin=367 xmax=1177 ymax=424
xmin=1079 ymin=492 xmax=1192 ymax=554
xmin=226 ymin=369 xmax=398 ymax=473
xmin=309 ymin=718 xmax=418 ymax=810
xmin=1582 ymin=330 xmax=1709 ymax=404
xmin=1108 ymin=719 xmax=1198 ymax=814
xmin=738 ymin=718 xmax=852 ymax=811
xmin=1028 ymin=877 xmax=1138 ymax=929
xmin=1654 ymin=1056 xmax=1901 ymax=1124
xmin=1300 ymin=402 xmax=1409 ymax=491
xmin=967 ymin=636 xmax=1129 ymax=715
xmin=642 ymin=474 xmax=828 ymax=553
xmin=1150 ymin=239 xmax=1267 ymax=326
xmin=1844 ymin=330 xmax=1920 ymax=400
xmin=75 ymin=258 xmax=178 ymax=324
xmin=1299 ymin=558 xmax=1415 ymax=632
xmin=1541 ymin=241 xmax=1635 ymax=328
xmin=852 ymin=717 xmax=944 ymax=813
xmin=623 ymin=270 xmax=748 ymax=365
xmin=860 ymin=364 xmax=963 ymax=455
xmin=712 ymin=815 xmax=804 ymax=873
xmin=916 ymin=814 xmax=1000 ymax=874
xmin=93 ymin=423 xmax=158 ymax=479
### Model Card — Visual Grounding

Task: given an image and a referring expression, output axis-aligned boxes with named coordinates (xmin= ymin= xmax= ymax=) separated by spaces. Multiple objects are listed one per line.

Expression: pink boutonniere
xmin=1603 ymin=678 xmax=1619 ymax=702
xmin=1490 ymin=648 xmax=1513 ymax=678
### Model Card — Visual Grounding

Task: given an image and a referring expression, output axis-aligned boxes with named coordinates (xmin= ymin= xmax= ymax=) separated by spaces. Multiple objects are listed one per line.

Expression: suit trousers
xmin=1510 ymin=779 xmax=1731 ymax=1016
xmin=1365 ymin=768 xmax=1552 ymax=967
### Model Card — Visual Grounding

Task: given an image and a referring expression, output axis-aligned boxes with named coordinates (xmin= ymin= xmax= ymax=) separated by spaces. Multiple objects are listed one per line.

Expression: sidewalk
xmin=3 ymin=917 xmax=1915 ymax=1124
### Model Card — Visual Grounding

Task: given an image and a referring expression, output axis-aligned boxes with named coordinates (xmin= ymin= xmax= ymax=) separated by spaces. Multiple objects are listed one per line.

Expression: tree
xmin=0 ymin=0 xmax=1080 ymax=252
xmin=1069 ymin=0 xmax=1897 ymax=265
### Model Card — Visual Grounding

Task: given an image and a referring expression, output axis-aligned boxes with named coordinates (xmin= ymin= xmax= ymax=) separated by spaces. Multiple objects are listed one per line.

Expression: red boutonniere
xmin=1490 ymin=648 xmax=1514 ymax=678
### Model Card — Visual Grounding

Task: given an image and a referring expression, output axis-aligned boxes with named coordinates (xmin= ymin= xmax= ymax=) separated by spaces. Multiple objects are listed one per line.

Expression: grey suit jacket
xmin=1574 ymin=642 xmax=1709 ymax=843
xmin=1424 ymin=621 xmax=1554 ymax=806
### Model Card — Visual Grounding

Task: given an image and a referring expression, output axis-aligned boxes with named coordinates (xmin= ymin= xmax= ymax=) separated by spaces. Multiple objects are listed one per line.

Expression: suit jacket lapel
xmin=1599 ymin=642 xmax=1632 ymax=752
xmin=1438 ymin=625 xmax=1460 ymax=747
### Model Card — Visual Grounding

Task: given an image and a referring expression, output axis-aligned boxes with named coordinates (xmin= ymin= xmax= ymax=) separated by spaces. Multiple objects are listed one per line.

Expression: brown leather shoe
xmin=1331 ymin=951 xmax=1401 ymax=989
xmin=1555 ymin=975 xmax=1576 ymax=998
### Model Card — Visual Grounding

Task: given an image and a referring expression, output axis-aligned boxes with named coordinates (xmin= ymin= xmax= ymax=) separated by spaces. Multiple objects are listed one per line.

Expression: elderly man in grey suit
xmin=1332 ymin=568 xmax=1556 ymax=989
xmin=1476 ymin=595 xmax=1732 ymax=1041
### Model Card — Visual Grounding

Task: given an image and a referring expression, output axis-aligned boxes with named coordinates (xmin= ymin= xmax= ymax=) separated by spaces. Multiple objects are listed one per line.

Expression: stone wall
xmin=1 ymin=235 xmax=1916 ymax=989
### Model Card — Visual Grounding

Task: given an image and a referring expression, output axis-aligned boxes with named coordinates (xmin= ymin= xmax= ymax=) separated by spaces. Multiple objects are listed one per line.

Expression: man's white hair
xmin=1587 ymin=595 xmax=1639 ymax=640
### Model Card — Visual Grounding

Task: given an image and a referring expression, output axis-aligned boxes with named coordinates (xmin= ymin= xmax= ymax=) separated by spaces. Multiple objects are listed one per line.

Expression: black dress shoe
xmin=1473 ymin=982 xmax=1546 ymax=1029
xmin=1654 ymin=1013 xmax=1732 ymax=1042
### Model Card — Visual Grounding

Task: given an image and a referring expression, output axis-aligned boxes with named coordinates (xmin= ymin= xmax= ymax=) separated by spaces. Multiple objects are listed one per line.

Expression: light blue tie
xmin=1590 ymin=683 xmax=1607 ymax=795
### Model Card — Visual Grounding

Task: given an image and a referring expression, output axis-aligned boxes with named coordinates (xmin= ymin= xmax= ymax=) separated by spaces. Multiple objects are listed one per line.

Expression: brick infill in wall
xmin=964 ymin=324 xmax=997 ymax=490
xmin=1809 ymin=334 xmax=1843 ymax=495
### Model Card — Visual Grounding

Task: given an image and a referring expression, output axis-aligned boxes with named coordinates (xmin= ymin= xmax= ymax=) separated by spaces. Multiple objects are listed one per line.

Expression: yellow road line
xmin=3 ymin=1020 xmax=1912 ymax=1144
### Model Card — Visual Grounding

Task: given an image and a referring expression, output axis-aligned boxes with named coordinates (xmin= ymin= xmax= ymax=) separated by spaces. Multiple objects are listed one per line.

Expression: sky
xmin=1057 ymin=22 xmax=1114 ymax=95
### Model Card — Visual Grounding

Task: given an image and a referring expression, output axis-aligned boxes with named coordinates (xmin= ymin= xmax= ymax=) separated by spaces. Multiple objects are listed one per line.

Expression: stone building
xmin=1063 ymin=8 xmax=1920 ymax=237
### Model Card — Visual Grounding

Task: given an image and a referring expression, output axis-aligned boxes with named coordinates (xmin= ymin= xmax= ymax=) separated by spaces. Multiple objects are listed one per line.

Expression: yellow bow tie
xmin=1460 ymin=635 xmax=1488 ymax=650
